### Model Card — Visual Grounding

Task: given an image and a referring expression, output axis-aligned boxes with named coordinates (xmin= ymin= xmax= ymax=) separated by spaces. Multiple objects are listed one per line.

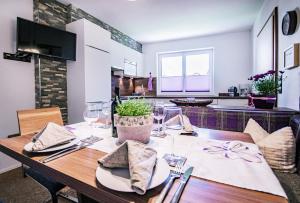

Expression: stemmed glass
xmin=83 ymin=102 xmax=101 ymax=127
xmin=163 ymin=107 xmax=184 ymax=166
xmin=153 ymin=104 xmax=165 ymax=136
xmin=101 ymin=101 xmax=112 ymax=129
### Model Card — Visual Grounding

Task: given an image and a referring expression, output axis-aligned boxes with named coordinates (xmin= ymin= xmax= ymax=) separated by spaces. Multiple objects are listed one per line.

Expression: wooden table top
xmin=0 ymin=128 xmax=288 ymax=203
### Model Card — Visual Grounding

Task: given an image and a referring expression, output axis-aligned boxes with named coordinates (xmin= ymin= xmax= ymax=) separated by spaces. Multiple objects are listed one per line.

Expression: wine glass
xmin=101 ymin=101 xmax=112 ymax=129
xmin=153 ymin=104 xmax=165 ymax=135
xmin=83 ymin=103 xmax=101 ymax=127
xmin=163 ymin=107 xmax=183 ymax=165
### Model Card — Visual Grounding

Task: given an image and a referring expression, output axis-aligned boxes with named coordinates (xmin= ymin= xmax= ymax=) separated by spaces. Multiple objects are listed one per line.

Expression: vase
xmin=251 ymin=96 xmax=276 ymax=109
xmin=114 ymin=114 xmax=153 ymax=144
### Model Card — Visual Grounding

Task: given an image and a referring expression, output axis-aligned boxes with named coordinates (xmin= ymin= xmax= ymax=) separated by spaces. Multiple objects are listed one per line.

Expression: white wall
xmin=0 ymin=0 xmax=35 ymax=173
xmin=143 ymin=31 xmax=253 ymax=95
xmin=252 ymin=0 xmax=300 ymax=110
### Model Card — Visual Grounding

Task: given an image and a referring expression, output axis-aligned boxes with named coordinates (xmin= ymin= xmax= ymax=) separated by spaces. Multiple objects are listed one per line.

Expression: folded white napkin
xmin=98 ymin=140 xmax=157 ymax=195
xmin=165 ymin=115 xmax=193 ymax=132
xmin=31 ymin=122 xmax=76 ymax=151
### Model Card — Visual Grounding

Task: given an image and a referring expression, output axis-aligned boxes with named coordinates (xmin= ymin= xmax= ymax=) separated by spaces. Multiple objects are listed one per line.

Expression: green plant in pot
xmin=248 ymin=70 xmax=284 ymax=109
xmin=115 ymin=99 xmax=153 ymax=144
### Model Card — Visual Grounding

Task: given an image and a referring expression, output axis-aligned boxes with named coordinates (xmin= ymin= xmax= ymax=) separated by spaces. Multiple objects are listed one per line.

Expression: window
xmin=157 ymin=48 xmax=214 ymax=95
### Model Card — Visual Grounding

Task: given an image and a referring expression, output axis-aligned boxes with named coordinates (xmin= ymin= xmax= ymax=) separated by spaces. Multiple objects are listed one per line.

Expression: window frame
xmin=156 ymin=48 xmax=214 ymax=96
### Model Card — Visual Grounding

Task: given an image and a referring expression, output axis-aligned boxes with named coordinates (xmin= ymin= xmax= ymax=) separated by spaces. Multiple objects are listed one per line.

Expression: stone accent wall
xmin=33 ymin=0 xmax=143 ymax=123
xmin=68 ymin=5 xmax=142 ymax=53
xmin=33 ymin=0 xmax=69 ymax=123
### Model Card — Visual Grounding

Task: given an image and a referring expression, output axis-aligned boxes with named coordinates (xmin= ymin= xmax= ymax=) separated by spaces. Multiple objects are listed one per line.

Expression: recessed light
xmin=128 ymin=0 xmax=137 ymax=2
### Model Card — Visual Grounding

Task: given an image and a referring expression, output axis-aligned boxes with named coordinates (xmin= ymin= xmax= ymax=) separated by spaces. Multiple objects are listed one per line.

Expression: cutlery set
xmin=156 ymin=162 xmax=194 ymax=203
xmin=37 ymin=133 xmax=193 ymax=202
xmin=39 ymin=136 xmax=102 ymax=163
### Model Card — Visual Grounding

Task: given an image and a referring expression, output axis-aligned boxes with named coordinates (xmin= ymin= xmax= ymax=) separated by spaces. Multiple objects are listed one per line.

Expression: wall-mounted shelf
xmin=3 ymin=52 xmax=32 ymax=63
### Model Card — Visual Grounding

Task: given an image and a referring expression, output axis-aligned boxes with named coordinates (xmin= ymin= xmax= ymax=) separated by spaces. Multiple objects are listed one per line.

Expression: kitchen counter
xmin=181 ymin=105 xmax=298 ymax=133
xmin=120 ymin=95 xmax=248 ymax=100
xmin=208 ymin=105 xmax=297 ymax=112
xmin=120 ymin=95 xmax=249 ymax=107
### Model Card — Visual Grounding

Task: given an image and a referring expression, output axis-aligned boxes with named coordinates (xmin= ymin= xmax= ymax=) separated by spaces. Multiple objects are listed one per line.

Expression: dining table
xmin=0 ymin=123 xmax=288 ymax=203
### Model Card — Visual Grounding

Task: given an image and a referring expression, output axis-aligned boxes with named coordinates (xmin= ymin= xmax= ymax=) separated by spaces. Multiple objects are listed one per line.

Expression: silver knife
xmin=39 ymin=145 xmax=79 ymax=163
xmin=40 ymin=137 xmax=103 ymax=163
xmin=170 ymin=166 xmax=194 ymax=203
xmin=41 ymin=145 xmax=82 ymax=163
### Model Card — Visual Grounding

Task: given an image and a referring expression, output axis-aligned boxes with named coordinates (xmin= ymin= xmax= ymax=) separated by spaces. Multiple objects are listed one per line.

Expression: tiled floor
xmin=0 ymin=168 xmax=75 ymax=203
xmin=273 ymin=170 xmax=300 ymax=203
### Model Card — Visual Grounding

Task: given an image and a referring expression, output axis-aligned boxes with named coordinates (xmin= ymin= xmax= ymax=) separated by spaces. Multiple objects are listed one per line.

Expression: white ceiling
xmin=62 ymin=0 xmax=264 ymax=43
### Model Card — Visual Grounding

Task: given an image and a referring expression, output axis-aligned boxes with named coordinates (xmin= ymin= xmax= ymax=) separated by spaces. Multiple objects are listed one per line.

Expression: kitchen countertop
xmin=208 ymin=105 xmax=298 ymax=112
xmin=120 ymin=95 xmax=248 ymax=100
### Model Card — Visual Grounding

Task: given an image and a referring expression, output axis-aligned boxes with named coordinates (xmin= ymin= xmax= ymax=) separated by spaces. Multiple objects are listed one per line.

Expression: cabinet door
xmin=84 ymin=20 xmax=111 ymax=52
xmin=217 ymin=99 xmax=248 ymax=106
xmin=85 ymin=46 xmax=111 ymax=102
xmin=136 ymin=53 xmax=144 ymax=77
xmin=124 ymin=46 xmax=144 ymax=77
xmin=110 ymin=40 xmax=125 ymax=69
xmin=124 ymin=60 xmax=137 ymax=76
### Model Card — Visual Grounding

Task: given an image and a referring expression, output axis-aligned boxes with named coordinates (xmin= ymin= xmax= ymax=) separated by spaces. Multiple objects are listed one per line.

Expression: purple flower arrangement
xmin=248 ymin=70 xmax=284 ymax=96
xmin=248 ymin=70 xmax=282 ymax=81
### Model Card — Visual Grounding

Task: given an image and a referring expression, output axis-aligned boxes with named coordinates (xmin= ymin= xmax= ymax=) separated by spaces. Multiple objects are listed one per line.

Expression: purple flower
xmin=253 ymin=75 xmax=260 ymax=81
xmin=257 ymin=74 xmax=265 ymax=79
xmin=267 ymin=70 xmax=276 ymax=75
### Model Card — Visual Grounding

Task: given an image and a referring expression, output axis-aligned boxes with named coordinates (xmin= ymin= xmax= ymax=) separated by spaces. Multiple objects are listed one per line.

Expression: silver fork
xmin=155 ymin=162 xmax=184 ymax=203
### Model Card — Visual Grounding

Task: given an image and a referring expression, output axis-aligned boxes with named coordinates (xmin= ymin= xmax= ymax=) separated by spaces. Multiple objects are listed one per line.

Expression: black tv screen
xmin=17 ymin=17 xmax=76 ymax=61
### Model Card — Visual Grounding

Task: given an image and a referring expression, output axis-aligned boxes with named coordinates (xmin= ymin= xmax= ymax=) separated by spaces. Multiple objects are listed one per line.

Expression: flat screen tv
xmin=17 ymin=17 xmax=76 ymax=61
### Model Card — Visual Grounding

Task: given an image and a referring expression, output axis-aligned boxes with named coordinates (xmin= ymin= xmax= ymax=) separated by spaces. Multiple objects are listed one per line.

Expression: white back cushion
xmin=244 ymin=119 xmax=296 ymax=173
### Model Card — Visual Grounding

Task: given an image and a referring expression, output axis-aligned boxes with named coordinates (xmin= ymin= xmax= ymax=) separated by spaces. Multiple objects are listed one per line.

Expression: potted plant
xmin=248 ymin=70 xmax=284 ymax=109
xmin=114 ymin=99 xmax=153 ymax=144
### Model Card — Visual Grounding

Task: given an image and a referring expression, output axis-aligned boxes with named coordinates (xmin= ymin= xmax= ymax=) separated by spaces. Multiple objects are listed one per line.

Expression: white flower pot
xmin=114 ymin=114 xmax=153 ymax=144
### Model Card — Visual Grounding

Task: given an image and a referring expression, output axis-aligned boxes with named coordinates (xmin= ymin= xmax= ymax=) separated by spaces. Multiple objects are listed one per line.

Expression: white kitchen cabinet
xmin=216 ymin=99 xmax=248 ymax=106
xmin=111 ymin=40 xmax=125 ymax=70
xmin=124 ymin=45 xmax=144 ymax=77
xmin=84 ymin=20 xmax=110 ymax=52
xmin=85 ymin=46 xmax=111 ymax=102
xmin=67 ymin=19 xmax=111 ymax=124
xmin=124 ymin=60 xmax=137 ymax=76
xmin=110 ymin=40 xmax=144 ymax=77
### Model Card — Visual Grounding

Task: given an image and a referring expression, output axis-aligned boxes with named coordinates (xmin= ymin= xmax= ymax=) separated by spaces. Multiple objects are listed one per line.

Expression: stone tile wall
xmin=33 ymin=0 xmax=69 ymax=123
xmin=33 ymin=0 xmax=143 ymax=123
xmin=68 ymin=5 xmax=142 ymax=53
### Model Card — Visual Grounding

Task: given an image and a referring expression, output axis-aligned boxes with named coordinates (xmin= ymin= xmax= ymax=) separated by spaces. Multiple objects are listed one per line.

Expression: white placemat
xmin=68 ymin=122 xmax=287 ymax=198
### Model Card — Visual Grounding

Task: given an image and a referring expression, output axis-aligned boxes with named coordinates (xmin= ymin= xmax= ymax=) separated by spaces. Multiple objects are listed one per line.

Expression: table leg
xmin=77 ymin=193 xmax=100 ymax=203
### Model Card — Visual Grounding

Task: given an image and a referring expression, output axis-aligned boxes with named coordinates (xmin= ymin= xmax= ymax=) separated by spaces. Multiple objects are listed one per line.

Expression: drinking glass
xmin=83 ymin=103 xmax=101 ymax=126
xmin=163 ymin=107 xmax=183 ymax=165
xmin=153 ymin=104 xmax=165 ymax=135
xmin=101 ymin=101 xmax=112 ymax=129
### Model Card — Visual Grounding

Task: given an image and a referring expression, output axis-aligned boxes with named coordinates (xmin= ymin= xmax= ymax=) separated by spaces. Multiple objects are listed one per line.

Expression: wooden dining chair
xmin=17 ymin=107 xmax=65 ymax=203
xmin=17 ymin=107 xmax=64 ymax=136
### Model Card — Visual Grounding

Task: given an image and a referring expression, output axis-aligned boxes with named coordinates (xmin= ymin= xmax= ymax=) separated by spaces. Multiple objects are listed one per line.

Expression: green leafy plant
xmin=248 ymin=70 xmax=284 ymax=96
xmin=116 ymin=99 xmax=152 ymax=116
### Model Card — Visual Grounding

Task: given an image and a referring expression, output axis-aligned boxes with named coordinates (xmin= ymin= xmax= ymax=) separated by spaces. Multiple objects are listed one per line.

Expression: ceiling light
xmin=128 ymin=0 xmax=137 ymax=2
